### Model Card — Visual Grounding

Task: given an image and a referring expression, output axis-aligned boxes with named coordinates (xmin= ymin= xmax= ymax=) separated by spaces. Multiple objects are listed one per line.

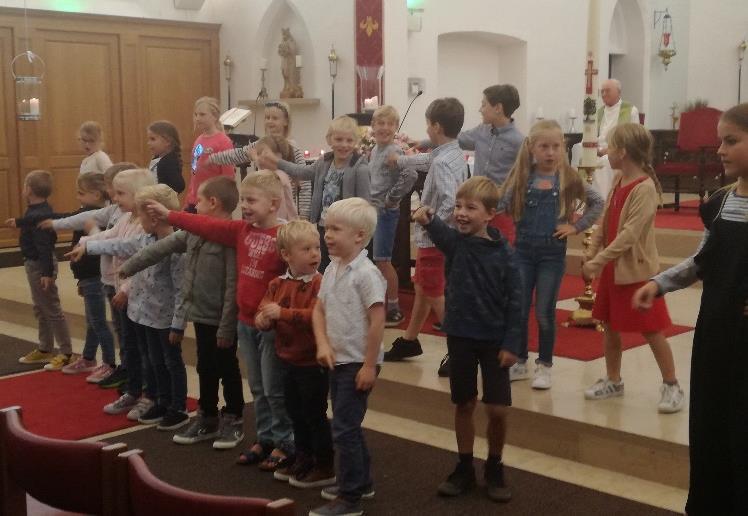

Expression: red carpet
xmin=0 ymin=371 xmax=197 ymax=440
xmin=655 ymin=206 xmax=703 ymax=231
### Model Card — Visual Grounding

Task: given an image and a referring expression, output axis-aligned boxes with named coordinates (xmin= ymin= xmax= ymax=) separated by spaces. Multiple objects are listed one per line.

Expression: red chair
xmin=116 ymin=449 xmax=295 ymax=516
xmin=655 ymin=107 xmax=724 ymax=210
xmin=0 ymin=406 xmax=125 ymax=516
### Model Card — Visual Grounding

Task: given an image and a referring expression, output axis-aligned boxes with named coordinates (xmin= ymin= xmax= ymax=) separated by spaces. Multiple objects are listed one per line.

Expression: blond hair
xmin=607 ymin=123 xmax=663 ymax=198
xmin=104 ymin=162 xmax=138 ymax=184
xmin=112 ymin=168 xmax=156 ymax=195
xmin=79 ymin=121 xmax=103 ymax=144
xmin=276 ymin=219 xmax=320 ymax=253
xmin=77 ymin=172 xmax=109 ymax=201
xmin=255 ymin=135 xmax=294 ymax=162
xmin=135 ymin=184 xmax=180 ymax=211
xmin=457 ymin=176 xmax=500 ymax=212
xmin=198 ymin=176 xmax=239 ymax=212
xmin=325 ymin=197 xmax=377 ymax=245
xmin=241 ymin=169 xmax=282 ymax=200
xmin=372 ymin=105 xmax=400 ymax=126
xmin=326 ymin=116 xmax=360 ymax=144
xmin=25 ymin=170 xmax=53 ymax=198
xmin=194 ymin=96 xmax=223 ymax=133
xmin=500 ymin=119 xmax=585 ymax=222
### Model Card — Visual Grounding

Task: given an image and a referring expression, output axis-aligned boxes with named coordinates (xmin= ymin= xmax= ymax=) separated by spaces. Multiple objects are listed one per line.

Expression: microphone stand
xmin=398 ymin=90 xmax=423 ymax=134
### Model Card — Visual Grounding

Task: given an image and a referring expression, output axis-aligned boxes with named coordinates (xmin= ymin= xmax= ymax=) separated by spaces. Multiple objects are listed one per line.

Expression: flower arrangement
xmin=358 ymin=127 xmax=418 ymax=158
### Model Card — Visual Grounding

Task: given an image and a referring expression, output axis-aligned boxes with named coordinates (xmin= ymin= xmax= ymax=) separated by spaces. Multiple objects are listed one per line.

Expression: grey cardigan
xmin=119 ymin=230 xmax=238 ymax=341
xmin=277 ymin=152 xmax=371 ymax=224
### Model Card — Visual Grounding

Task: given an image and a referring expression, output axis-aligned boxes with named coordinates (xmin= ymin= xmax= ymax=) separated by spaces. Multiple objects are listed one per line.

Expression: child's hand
xmin=259 ymin=302 xmax=282 ymax=321
xmin=37 ymin=219 xmax=54 ymax=230
xmin=111 ymin=291 xmax=128 ymax=310
xmin=248 ymin=147 xmax=259 ymax=163
xmin=411 ymin=205 xmax=434 ymax=225
xmin=168 ymin=331 xmax=183 ymax=345
xmin=316 ymin=344 xmax=336 ymax=370
xmin=65 ymin=245 xmax=86 ymax=263
xmin=632 ymin=281 xmax=660 ymax=311
xmin=144 ymin=201 xmax=170 ymax=222
xmin=254 ymin=312 xmax=271 ymax=331
xmin=355 ymin=364 xmax=377 ymax=392
xmin=258 ymin=148 xmax=279 ymax=170
xmin=553 ymin=224 xmax=578 ymax=239
xmin=217 ymin=337 xmax=233 ymax=349
xmin=498 ymin=350 xmax=518 ymax=368
xmin=4 ymin=218 xmax=16 ymax=228
xmin=386 ymin=153 xmax=399 ymax=169
xmin=581 ymin=261 xmax=600 ymax=280
xmin=40 ymin=276 xmax=54 ymax=291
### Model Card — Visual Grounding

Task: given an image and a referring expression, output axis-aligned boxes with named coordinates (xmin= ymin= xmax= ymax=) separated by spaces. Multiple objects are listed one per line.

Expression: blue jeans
xmin=135 ymin=323 xmax=186 ymax=412
xmin=516 ymin=237 xmax=566 ymax=365
xmin=331 ymin=363 xmax=377 ymax=502
xmin=237 ymin=322 xmax=292 ymax=448
xmin=373 ymin=207 xmax=400 ymax=261
xmin=79 ymin=277 xmax=115 ymax=364
xmin=102 ymin=284 xmax=125 ymax=367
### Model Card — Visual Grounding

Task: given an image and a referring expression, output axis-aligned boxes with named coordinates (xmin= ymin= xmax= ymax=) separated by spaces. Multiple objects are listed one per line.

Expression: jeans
xmin=79 ymin=277 xmax=115 ymax=364
xmin=102 ymin=284 xmax=125 ymax=367
xmin=516 ymin=237 xmax=566 ymax=365
xmin=237 ymin=322 xmax=292 ymax=448
xmin=194 ymin=322 xmax=244 ymax=417
xmin=134 ymin=323 xmax=187 ymax=412
xmin=372 ymin=207 xmax=400 ymax=261
xmin=284 ymin=364 xmax=333 ymax=466
xmin=331 ymin=363 xmax=378 ymax=502
xmin=124 ymin=313 xmax=151 ymax=399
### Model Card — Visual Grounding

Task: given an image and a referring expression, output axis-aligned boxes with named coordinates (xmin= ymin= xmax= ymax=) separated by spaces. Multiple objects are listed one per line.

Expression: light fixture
xmin=328 ymin=44 xmax=339 ymax=118
xmin=223 ymin=55 xmax=233 ymax=107
xmin=654 ymin=8 xmax=676 ymax=70
xmin=12 ymin=51 xmax=45 ymax=121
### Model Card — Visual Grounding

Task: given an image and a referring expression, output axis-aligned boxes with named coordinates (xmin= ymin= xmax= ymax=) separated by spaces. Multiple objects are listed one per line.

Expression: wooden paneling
xmin=0 ymin=27 xmax=20 ymax=246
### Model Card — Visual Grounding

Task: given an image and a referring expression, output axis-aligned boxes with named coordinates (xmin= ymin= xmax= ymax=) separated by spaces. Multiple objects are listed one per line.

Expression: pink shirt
xmin=185 ymin=132 xmax=235 ymax=206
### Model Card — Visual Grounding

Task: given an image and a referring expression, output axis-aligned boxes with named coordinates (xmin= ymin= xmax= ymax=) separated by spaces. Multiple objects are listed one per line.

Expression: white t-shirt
xmin=80 ymin=150 xmax=113 ymax=175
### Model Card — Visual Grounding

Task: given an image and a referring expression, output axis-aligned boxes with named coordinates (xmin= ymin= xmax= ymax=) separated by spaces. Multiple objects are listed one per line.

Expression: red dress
xmin=591 ymin=177 xmax=671 ymax=332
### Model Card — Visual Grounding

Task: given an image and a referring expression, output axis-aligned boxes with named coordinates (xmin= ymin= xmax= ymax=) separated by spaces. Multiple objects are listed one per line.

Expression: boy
xmin=412 ymin=176 xmax=522 ymax=503
xmin=384 ymin=98 xmax=468 ymax=378
xmin=255 ymin=220 xmax=335 ymax=488
xmin=8 ymin=170 xmax=73 ymax=369
xmin=119 ymin=176 xmax=245 ymax=448
xmin=310 ymin=197 xmax=385 ymax=516
xmin=367 ymin=105 xmax=417 ymax=326
xmin=145 ymin=170 xmax=292 ymax=469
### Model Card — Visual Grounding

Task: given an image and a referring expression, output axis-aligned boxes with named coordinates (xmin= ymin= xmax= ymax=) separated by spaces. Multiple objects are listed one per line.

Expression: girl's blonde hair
xmin=264 ymin=101 xmax=291 ymax=136
xmin=326 ymin=116 xmax=360 ymax=145
xmin=256 ymin=135 xmax=294 ymax=162
xmin=135 ymin=184 xmax=180 ymax=211
xmin=112 ymin=168 xmax=156 ymax=195
xmin=500 ymin=119 xmax=585 ymax=222
xmin=79 ymin=121 xmax=103 ymax=145
xmin=194 ymin=96 xmax=224 ymax=133
xmin=77 ymin=172 xmax=109 ymax=201
xmin=606 ymin=123 xmax=663 ymax=198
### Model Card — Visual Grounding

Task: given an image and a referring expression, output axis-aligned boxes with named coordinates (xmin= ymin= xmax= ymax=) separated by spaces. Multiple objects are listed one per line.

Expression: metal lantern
xmin=656 ymin=9 xmax=676 ymax=70
xmin=11 ymin=51 xmax=45 ymax=121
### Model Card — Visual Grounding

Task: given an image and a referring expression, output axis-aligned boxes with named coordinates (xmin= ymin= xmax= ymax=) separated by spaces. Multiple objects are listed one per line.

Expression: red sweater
xmin=259 ymin=272 xmax=321 ymax=366
xmin=185 ymin=132 xmax=234 ymax=206
xmin=168 ymin=211 xmax=286 ymax=325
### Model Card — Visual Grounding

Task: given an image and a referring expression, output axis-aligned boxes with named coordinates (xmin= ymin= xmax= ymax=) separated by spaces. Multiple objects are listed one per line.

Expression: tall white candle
xmin=29 ymin=98 xmax=40 ymax=116
xmin=260 ymin=58 xmax=268 ymax=70
xmin=295 ymin=55 xmax=302 ymax=67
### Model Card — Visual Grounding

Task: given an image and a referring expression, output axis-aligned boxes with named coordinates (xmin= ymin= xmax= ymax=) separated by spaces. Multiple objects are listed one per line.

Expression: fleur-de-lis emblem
xmin=359 ymin=16 xmax=379 ymax=37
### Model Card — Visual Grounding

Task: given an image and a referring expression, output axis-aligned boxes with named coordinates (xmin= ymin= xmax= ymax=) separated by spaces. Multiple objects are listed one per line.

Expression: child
xmin=120 ymin=176 xmax=245 ymax=448
xmin=309 ymin=198 xmax=385 ymax=516
xmin=255 ymin=220 xmax=335 ymax=488
xmin=147 ymin=120 xmax=186 ymax=193
xmin=74 ymin=183 xmax=188 ymax=430
xmin=184 ymin=96 xmax=235 ymax=212
xmin=412 ymin=176 xmax=521 ymax=503
xmin=7 ymin=170 xmax=73 ymax=369
xmin=384 ymin=98 xmax=469 ymax=379
xmin=258 ymin=115 xmax=371 ymax=271
xmin=79 ymin=121 xmax=113 ymax=174
xmin=145 ymin=170 xmax=292 ymax=468
xmin=632 ymin=103 xmax=748 ymax=515
xmin=368 ymin=105 xmax=418 ymax=327
xmin=501 ymin=120 xmax=604 ymax=389
xmin=581 ymin=123 xmax=684 ymax=413
xmin=210 ymin=100 xmax=312 ymax=220
xmin=253 ymin=135 xmax=299 ymax=221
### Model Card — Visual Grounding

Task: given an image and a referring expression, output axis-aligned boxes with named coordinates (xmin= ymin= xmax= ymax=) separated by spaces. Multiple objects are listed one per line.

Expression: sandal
xmin=258 ymin=449 xmax=287 ymax=472
xmin=236 ymin=442 xmax=270 ymax=465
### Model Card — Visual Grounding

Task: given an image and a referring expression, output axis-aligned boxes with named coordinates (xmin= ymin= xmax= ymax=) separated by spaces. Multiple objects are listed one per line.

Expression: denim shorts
xmin=373 ymin=207 xmax=400 ymax=261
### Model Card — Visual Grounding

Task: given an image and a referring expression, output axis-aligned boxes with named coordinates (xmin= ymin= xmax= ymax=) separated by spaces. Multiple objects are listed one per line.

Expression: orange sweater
xmin=259 ymin=272 xmax=321 ymax=366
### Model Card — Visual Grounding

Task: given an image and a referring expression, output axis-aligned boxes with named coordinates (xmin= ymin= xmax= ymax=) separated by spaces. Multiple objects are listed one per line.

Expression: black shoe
xmin=485 ymin=462 xmax=512 ymax=502
xmin=157 ymin=409 xmax=189 ymax=431
xmin=138 ymin=404 xmax=167 ymax=425
xmin=99 ymin=365 xmax=128 ymax=389
xmin=437 ymin=354 xmax=450 ymax=378
xmin=437 ymin=462 xmax=476 ymax=497
xmin=383 ymin=337 xmax=423 ymax=362
xmin=385 ymin=308 xmax=405 ymax=327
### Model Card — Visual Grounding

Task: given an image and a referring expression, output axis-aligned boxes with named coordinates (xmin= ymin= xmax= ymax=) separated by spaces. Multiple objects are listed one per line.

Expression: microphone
xmin=398 ymin=89 xmax=423 ymax=134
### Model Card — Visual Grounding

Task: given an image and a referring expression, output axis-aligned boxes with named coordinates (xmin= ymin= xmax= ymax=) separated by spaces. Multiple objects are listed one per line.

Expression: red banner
xmin=355 ymin=0 xmax=384 ymax=112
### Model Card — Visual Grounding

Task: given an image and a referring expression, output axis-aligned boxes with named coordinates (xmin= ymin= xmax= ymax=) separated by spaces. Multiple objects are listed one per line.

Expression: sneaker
xmin=509 ymin=362 xmax=529 ymax=382
xmin=321 ymin=485 xmax=375 ymax=501
xmin=43 ymin=354 xmax=75 ymax=371
xmin=133 ymin=400 xmax=162 ymax=423
xmin=173 ymin=411 xmax=219 ymax=445
xmin=383 ymin=337 xmax=423 ymax=362
xmin=213 ymin=413 xmax=245 ymax=449
xmin=289 ymin=464 xmax=336 ymax=488
xmin=437 ymin=462 xmax=476 ymax=497
xmin=18 ymin=349 xmax=54 ymax=364
xmin=384 ymin=308 xmax=404 ymax=327
xmin=126 ymin=398 xmax=155 ymax=421
xmin=86 ymin=363 xmax=114 ymax=384
xmin=309 ymin=498 xmax=363 ymax=516
xmin=584 ymin=377 xmax=624 ymax=400
xmin=432 ymin=321 xmax=443 ymax=332
xmin=103 ymin=393 xmax=138 ymax=415
xmin=485 ymin=462 xmax=512 ymax=503
xmin=98 ymin=365 xmax=128 ymax=389
xmin=273 ymin=455 xmax=300 ymax=482
xmin=658 ymin=383 xmax=685 ymax=414
xmin=437 ymin=354 xmax=450 ymax=378
xmin=62 ymin=356 xmax=97 ymax=375
xmin=157 ymin=409 xmax=189 ymax=431
xmin=531 ymin=363 xmax=552 ymax=390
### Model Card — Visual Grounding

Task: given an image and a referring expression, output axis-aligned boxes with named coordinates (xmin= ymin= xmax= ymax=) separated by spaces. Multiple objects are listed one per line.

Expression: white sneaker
xmin=103 ymin=393 xmax=138 ymax=415
xmin=584 ymin=377 xmax=624 ymax=400
xmin=657 ymin=383 xmax=685 ymax=414
xmin=509 ymin=362 xmax=529 ymax=382
xmin=531 ymin=364 xmax=552 ymax=390
xmin=127 ymin=398 xmax=155 ymax=421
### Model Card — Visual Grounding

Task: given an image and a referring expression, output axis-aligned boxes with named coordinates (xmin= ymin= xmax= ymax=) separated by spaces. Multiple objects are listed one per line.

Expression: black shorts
xmin=447 ymin=335 xmax=511 ymax=406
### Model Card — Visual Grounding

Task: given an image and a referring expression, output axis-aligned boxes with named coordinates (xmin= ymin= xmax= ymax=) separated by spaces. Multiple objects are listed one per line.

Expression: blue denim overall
xmin=515 ymin=172 xmax=567 ymax=366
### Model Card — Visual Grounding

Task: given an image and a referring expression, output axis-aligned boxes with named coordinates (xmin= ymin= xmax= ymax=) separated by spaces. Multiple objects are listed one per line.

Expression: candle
xmin=260 ymin=58 xmax=268 ymax=70
xmin=29 ymin=98 xmax=39 ymax=116
xmin=568 ymin=108 xmax=576 ymax=118
xmin=295 ymin=55 xmax=302 ymax=67
xmin=320 ymin=149 xmax=325 ymax=156
xmin=304 ymin=150 xmax=310 ymax=158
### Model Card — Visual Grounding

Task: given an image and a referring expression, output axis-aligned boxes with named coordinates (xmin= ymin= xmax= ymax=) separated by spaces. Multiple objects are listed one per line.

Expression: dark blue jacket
xmin=17 ymin=202 xmax=57 ymax=277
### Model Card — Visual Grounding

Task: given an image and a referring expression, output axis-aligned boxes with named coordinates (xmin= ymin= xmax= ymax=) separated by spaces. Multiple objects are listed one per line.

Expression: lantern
xmin=12 ymin=51 xmax=45 ymax=121
xmin=655 ymin=9 xmax=676 ymax=71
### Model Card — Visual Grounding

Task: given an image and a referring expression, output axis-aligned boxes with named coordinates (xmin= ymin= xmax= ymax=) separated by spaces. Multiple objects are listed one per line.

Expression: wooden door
xmin=0 ymin=27 xmax=20 ymax=247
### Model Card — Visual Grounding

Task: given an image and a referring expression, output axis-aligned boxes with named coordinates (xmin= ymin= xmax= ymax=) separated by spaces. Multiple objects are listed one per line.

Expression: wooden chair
xmin=116 ymin=449 xmax=295 ymax=516
xmin=655 ymin=107 xmax=724 ymax=210
xmin=0 ymin=406 xmax=125 ymax=516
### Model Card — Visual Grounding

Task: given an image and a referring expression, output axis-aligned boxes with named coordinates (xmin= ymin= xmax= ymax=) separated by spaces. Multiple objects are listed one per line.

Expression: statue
xmin=278 ymin=28 xmax=303 ymax=99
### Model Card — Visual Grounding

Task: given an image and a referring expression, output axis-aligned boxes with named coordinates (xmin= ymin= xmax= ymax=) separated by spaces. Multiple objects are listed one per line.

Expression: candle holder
xmin=258 ymin=67 xmax=269 ymax=101
xmin=568 ymin=116 xmax=578 ymax=133
xmin=12 ymin=50 xmax=45 ymax=121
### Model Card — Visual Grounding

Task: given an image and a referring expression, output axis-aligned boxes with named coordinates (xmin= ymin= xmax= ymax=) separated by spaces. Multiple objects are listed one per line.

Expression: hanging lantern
xmin=11 ymin=50 xmax=45 ymax=121
xmin=656 ymin=9 xmax=677 ymax=71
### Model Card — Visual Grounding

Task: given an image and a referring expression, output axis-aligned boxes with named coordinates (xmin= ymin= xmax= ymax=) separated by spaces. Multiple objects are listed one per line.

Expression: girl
xmin=147 ymin=120 xmax=185 ymax=194
xmin=209 ymin=101 xmax=312 ymax=220
xmin=632 ymin=103 xmax=748 ymax=515
xmin=184 ymin=97 xmax=234 ymax=213
xmin=79 ymin=121 xmax=113 ymax=174
xmin=501 ymin=120 xmax=604 ymax=389
xmin=581 ymin=123 xmax=684 ymax=414
xmin=253 ymin=135 xmax=299 ymax=221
